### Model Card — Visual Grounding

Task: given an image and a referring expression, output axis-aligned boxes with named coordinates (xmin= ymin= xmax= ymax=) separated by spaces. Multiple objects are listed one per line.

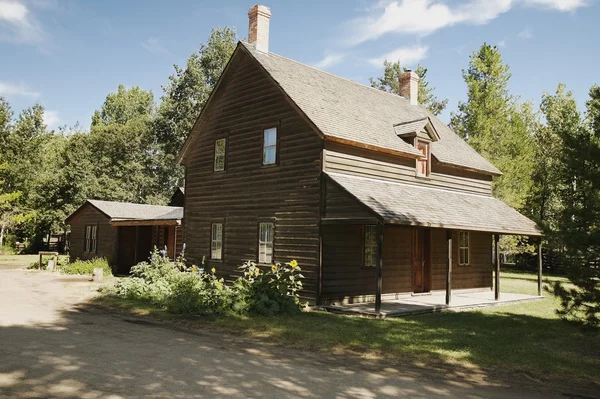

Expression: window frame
xmin=458 ymin=231 xmax=470 ymax=266
xmin=213 ymin=137 xmax=227 ymax=172
xmin=415 ymin=139 xmax=431 ymax=178
xmin=258 ymin=222 xmax=275 ymax=264
xmin=84 ymin=224 xmax=98 ymax=253
xmin=210 ymin=222 xmax=223 ymax=261
xmin=363 ymin=225 xmax=378 ymax=268
xmin=262 ymin=127 xmax=278 ymax=166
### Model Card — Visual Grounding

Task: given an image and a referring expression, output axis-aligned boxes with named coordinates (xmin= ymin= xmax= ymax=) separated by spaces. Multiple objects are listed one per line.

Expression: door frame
xmin=411 ymin=227 xmax=432 ymax=293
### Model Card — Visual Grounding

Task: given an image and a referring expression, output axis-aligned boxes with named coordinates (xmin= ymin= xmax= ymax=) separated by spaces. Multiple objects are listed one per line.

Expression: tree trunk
xmin=0 ymin=224 xmax=5 ymax=249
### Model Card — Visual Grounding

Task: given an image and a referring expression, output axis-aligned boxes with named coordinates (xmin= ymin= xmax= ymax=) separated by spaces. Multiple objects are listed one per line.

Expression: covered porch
xmin=321 ymin=173 xmax=543 ymax=315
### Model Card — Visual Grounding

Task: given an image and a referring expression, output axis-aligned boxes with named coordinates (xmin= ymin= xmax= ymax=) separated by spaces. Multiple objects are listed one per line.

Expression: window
xmin=263 ymin=127 xmax=277 ymax=165
xmin=214 ymin=138 xmax=226 ymax=171
xmin=211 ymin=223 xmax=223 ymax=260
xmin=364 ymin=225 xmax=378 ymax=267
xmin=85 ymin=225 xmax=98 ymax=253
xmin=416 ymin=139 xmax=431 ymax=177
xmin=459 ymin=231 xmax=470 ymax=265
xmin=258 ymin=222 xmax=274 ymax=263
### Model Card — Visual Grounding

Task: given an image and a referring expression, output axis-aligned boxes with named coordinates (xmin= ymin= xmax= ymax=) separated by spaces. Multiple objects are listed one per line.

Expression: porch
xmin=323 ymin=289 xmax=542 ymax=318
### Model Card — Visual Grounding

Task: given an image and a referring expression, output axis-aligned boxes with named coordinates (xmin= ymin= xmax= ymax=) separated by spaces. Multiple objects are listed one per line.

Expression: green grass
xmin=95 ymin=271 xmax=599 ymax=383
xmin=0 ymin=254 xmax=39 ymax=268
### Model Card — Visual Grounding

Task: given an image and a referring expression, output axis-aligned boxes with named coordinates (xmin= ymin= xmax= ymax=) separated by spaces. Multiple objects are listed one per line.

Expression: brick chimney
xmin=248 ymin=4 xmax=271 ymax=53
xmin=399 ymin=70 xmax=419 ymax=106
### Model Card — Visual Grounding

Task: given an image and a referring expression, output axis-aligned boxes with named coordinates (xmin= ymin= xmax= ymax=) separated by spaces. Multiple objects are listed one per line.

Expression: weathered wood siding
xmin=324 ymin=178 xmax=376 ymax=220
xmin=68 ymin=206 xmax=116 ymax=264
xmin=323 ymin=143 xmax=493 ymax=196
xmin=430 ymin=229 xmax=492 ymax=290
xmin=182 ymin=50 xmax=322 ymax=302
xmin=322 ymin=225 xmax=492 ymax=303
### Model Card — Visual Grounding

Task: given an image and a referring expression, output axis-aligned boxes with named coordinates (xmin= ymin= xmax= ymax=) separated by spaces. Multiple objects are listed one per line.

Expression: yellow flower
xmin=289 ymin=260 xmax=298 ymax=269
xmin=211 ymin=267 xmax=216 ymax=274
xmin=254 ymin=268 xmax=260 ymax=276
xmin=271 ymin=265 xmax=278 ymax=272
xmin=216 ymin=281 xmax=223 ymax=289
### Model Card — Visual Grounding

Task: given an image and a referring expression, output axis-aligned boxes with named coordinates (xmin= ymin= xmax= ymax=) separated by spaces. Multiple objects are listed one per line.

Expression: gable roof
xmin=178 ymin=41 xmax=501 ymax=176
xmin=66 ymin=200 xmax=183 ymax=224
xmin=327 ymin=173 xmax=540 ymax=236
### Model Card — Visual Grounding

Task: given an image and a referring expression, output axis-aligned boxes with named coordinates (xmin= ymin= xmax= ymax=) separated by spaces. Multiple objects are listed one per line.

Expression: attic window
xmin=416 ymin=139 xmax=431 ymax=177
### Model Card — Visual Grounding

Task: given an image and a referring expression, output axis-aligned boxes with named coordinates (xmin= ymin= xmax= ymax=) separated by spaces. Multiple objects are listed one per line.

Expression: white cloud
xmin=523 ymin=0 xmax=588 ymax=11
xmin=141 ymin=37 xmax=172 ymax=56
xmin=313 ymin=53 xmax=346 ymax=69
xmin=498 ymin=39 xmax=507 ymax=48
xmin=43 ymin=109 xmax=60 ymax=127
xmin=344 ymin=0 xmax=587 ymax=45
xmin=518 ymin=26 xmax=534 ymax=39
xmin=369 ymin=45 xmax=429 ymax=67
xmin=0 ymin=81 xmax=40 ymax=98
xmin=0 ymin=0 xmax=44 ymax=43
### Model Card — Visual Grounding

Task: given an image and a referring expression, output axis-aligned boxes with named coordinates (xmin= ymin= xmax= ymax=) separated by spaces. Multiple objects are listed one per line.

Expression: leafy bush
xmin=60 ymin=258 xmax=112 ymax=276
xmin=109 ymin=247 xmax=305 ymax=316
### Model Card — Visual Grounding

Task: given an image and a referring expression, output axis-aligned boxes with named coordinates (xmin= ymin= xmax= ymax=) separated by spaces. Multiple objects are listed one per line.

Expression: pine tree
xmin=369 ymin=61 xmax=448 ymax=115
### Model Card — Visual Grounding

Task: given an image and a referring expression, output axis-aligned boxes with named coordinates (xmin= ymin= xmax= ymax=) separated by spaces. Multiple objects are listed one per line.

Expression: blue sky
xmin=0 ymin=0 xmax=598 ymax=129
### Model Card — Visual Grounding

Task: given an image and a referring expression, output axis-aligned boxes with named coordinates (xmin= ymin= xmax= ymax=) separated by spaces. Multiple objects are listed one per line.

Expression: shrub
xmin=60 ymin=258 xmax=112 ymax=276
xmin=109 ymin=247 xmax=305 ymax=316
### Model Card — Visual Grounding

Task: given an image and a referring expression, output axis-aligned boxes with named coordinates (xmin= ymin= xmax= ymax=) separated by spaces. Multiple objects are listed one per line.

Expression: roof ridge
xmin=240 ymin=41 xmax=425 ymax=107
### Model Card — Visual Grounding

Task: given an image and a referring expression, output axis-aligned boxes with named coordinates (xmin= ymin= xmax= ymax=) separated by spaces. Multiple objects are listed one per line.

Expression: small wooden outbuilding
xmin=65 ymin=200 xmax=183 ymax=275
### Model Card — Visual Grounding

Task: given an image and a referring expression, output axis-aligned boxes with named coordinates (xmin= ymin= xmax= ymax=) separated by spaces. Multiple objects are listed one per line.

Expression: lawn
xmin=95 ymin=271 xmax=599 ymax=384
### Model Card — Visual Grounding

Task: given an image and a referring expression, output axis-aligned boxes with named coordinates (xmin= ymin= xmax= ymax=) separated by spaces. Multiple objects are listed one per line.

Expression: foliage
xmin=369 ymin=61 xmax=448 ymax=115
xmin=59 ymin=258 xmax=112 ymax=276
xmin=27 ymin=254 xmax=69 ymax=270
xmin=109 ymin=248 xmax=304 ymax=316
xmin=547 ymin=85 xmax=600 ymax=327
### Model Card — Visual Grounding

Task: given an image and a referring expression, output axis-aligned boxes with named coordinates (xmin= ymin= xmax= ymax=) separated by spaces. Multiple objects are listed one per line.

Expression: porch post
xmin=446 ymin=230 xmax=452 ymax=305
xmin=537 ymin=239 xmax=543 ymax=297
xmin=494 ymin=234 xmax=500 ymax=301
xmin=375 ymin=223 xmax=384 ymax=314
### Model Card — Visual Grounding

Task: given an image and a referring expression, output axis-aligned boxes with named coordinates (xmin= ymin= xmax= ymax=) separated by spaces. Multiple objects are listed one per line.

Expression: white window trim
xmin=85 ymin=225 xmax=98 ymax=253
xmin=262 ymin=127 xmax=277 ymax=166
xmin=459 ymin=231 xmax=470 ymax=266
xmin=415 ymin=139 xmax=431 ymax=178
xmin=214 ymin=138 xmax=226 ymax=172
xmin=363 ymin=225 xmax=377 ymax=267
xmin=258 ymin=222 xmax=274 ymax=264
xmin=211 ymin=223 xmax=223 ymax=260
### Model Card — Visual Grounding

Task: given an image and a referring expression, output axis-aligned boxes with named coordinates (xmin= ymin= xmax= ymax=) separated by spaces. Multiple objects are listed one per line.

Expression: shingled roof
xmin=239 ymin=42 xmax=502 ymax=175
xmin=66 ymin=200 xmax=183 ymax=223
xmin=327 ymin=173 xmax=541 ymax=236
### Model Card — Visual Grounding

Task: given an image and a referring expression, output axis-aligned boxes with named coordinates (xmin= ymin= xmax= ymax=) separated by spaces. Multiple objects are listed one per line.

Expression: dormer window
xmin=416 ymin=139 xmax=431 ymax=177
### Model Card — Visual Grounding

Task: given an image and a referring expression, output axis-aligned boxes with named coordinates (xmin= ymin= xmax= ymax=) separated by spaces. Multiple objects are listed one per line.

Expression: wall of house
xmin=182 ymin=50 xmax=323 ymax=302
xmin=321 ymin=224 xmax=492 ymax=304
xmin=68 ymin=206 xmax=117 ymax=264
xmin=323 ymin=142 xmax=493 ymax=196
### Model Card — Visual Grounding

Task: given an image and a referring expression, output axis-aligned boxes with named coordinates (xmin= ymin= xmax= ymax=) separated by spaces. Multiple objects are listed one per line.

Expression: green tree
xmin=0 ymin=153 xmax=22 ymax=248
xmin=369 ymin=61 xmax=448 ymax=115
xmin=550 ymin=85 xmax=600 ymax=326
xmin=91 ymin=85 xmax=154 ymax=128
xmin=154 ymin=27 xmax=237 ymax=157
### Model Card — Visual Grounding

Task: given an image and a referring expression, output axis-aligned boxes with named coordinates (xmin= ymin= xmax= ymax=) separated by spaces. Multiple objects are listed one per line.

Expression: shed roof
xmin=239 ymin=42 xmax=502 ymax=175
xmin=327 ymin=173 xmax=541 ymax=236
xmin=66 ymin=200 xmax=183 ymax=224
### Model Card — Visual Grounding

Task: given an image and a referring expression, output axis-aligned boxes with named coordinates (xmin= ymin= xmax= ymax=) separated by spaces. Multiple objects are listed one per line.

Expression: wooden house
xmin=176 ymin=5 xmax=542 ymax=309
xmin=66 ymin=200 xmax=183 ymax=274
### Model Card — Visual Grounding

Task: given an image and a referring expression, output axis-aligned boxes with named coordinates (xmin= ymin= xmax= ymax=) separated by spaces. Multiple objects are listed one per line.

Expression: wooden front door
xmin=411 ymin=228 xmax=431 ymax=293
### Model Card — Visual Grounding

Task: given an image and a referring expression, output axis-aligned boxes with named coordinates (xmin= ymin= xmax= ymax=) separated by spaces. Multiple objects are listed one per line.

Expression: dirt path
xmin=0 ymin=269 xmax=590 ymax=398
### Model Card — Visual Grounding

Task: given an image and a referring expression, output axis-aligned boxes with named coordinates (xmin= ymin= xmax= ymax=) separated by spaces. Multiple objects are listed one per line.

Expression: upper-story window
xmin=263 ymin=127 xmax=277 ymax=165
xmin=214 ymin=138 xmax=226 ymax=171
xmin=416 ymin=139 xmax=431 ymax=177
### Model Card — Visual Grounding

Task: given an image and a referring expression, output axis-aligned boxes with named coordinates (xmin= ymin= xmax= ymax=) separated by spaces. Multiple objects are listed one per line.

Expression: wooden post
xmin=537 ymin=239 xmax=543 ymax=297
xmin=173 ymin=226 xmax=178 ymax=261
xmin=446 ymin=230 xmax=452 ymax=305
xmin=375 ymin=223 xmax=384 ymax=314
xmin=134 ymin=226 xmax=139 ymax=264
xmin=495 ymin=234 xmax=500 ymax=301
xmin=39 ymin=253 xmax=42 ymax=269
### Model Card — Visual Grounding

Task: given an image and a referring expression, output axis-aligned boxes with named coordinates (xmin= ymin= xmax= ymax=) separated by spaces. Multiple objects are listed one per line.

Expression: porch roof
xmin=327 ymin=172 xmax=542 ymax=236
